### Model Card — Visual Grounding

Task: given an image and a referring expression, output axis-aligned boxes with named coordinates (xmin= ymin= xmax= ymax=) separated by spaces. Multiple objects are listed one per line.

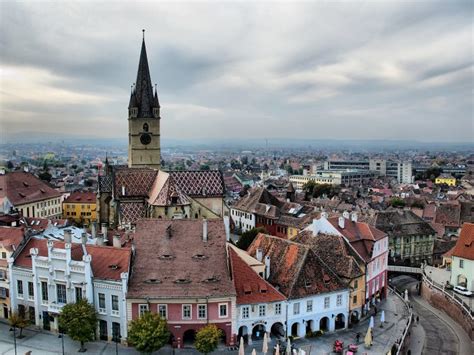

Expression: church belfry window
xmin=143 ymin=123 xmax=149 ymax=132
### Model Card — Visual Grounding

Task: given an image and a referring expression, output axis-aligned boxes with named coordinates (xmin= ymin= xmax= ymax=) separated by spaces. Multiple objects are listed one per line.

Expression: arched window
xmin=143 ymin=123 xmax=149 ymax=132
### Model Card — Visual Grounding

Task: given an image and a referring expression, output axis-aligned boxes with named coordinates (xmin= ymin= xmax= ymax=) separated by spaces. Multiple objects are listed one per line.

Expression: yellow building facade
xmin=435 ymin=175 xmax=456 ymax=186
xmin=62 ymin=192 xmax=97 ymax=226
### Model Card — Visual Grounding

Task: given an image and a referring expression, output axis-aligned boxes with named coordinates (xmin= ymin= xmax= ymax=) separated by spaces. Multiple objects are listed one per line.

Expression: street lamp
xmin=9 ymin=325 xmax=17 ymax=355
xmin=58 ymin=331 xmax=65 ymax=355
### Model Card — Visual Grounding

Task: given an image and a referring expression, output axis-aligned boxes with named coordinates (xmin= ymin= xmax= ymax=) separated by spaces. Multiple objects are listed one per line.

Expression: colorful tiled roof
xmin=114 ymin=167 xmax=157 ymax=197
xmin=451 ymin=223 xmax=474 ymax=260
xmin=119 ymin=202 xmax=146 ymax=224
xmin=0 ymin=226 xmax=24 ymax=253
xmin=0 ymin=172 xmax=61 ymax=206
xmin=229 ymin=247 xmax=286 ymax=305
xmin=169 ymin=170 xmax=225 ymax=197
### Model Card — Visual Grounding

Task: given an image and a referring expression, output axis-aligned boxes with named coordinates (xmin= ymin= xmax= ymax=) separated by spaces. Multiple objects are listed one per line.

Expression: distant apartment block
xmin=324 ymin=159 xmax=413 ymax=184
xmin=289 ymin=170 xmax=377 ymax=190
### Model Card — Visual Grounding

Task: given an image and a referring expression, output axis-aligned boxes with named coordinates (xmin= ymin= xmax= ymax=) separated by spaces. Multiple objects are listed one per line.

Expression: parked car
xmin=453 ymin=286 xmax=473 ymax=297
xmin=445 ymin=282 xmax=454 ymax=290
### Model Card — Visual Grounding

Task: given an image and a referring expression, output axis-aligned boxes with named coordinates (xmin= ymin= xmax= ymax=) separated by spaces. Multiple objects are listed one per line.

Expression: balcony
xmin=111 ymin=310 xmax=120 ymax=317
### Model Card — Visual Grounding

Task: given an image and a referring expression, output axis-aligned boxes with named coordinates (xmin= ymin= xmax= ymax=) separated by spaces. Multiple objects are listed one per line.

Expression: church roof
xmin=130 ymin=34 xmax=159 ymax=117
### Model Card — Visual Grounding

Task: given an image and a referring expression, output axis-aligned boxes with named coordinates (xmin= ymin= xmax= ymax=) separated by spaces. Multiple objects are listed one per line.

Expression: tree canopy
xmin=195 ymin=324 xmax=223 ymax=354
xmin=128 ymin=312 xmax=170 ymax=354
xmin=58 ymin=299 xmax=98 ymax=352
xmin=9 ymin=312 xmax=30 ymax=338
xmin=236 ymin=227 xmax=266 ymax=250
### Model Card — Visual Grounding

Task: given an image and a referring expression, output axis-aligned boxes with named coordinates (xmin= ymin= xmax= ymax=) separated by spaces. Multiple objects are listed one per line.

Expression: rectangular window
xmin=353 ymin=295 xmax=357 ymax=304
xmin=259 ymin=304 xmax=266 ymax=317
xmin=75 ymin=287 xmax=82 ymax=302
xmin=1 ymin=252 xmax=6 ymax=259
xmin=242 ymin=306 xmax=249 ymax=319
xmin=293 ymin=302 xmax=300 ymax=315
xmin=17 ymin=280 xmax=23 ymax=297
xmin=182 ymin=304 xmax=191 ymax=319
xmin=324 ymin=297 xmax=330 ymax=309
xmin=158 ymin=304 xmax=167 ymax=319
xmin=354 ymin=280 xmax=358 ymax=289
xmin=112 ymin=322 xmax=121 ymax=342
xmin=57 ymin=284 xmax=67 ymax=304
xmin=28 ymin=282 xmax=34 ymax=299
xmin=198 ymin=304 xmax=207 ymax=319
xmin=139 ymin=304 xmax=149 ymax=316
xmin=112 ymin=295 xmax=119 ymax=311
xmin=98 ymin=293 xmax=106 ymax=310
xmin=306 ymin=300 xmax=313 ymax=312
xmin=41 ymin=282 xmax=48 ymax=302
xmin=275 ymin=303 xmax=281 ymax=315
xmin=219 ymin=303 xmax=228 ymax=318
xmin=337 ymin=294 xmax=342 ymax=307
xmin=459 ymin=259 xmax=464 ymax=268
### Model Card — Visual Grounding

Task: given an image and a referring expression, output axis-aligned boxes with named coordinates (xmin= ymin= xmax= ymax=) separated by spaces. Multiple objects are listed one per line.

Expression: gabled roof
xmin=148 ymin=171 xmax=191 ymax=206
xmin=435 ymin=203 xmax=461 ymax=227
xmin=127 ymin=219 xmax=235 ymax=299
xmin=374 ymin=210 xmax=435 ymax=237
xmin=0 ymin=172 xmax=61 ymax=206
xmin=0 ymin=226 xmax=24 ymax=253
xmin=14 ymin=238 xmax=131 ymax=281
xmin=451 ymin=223 xmax=474 ymax=260
xmin=229 ymin=248 xmax=285 ymax=305
xmin=233 ymin=187 xmax=282 ymax=215
xmin=293 ymin=231 xmax=364 ymax=280
xmin=247 ymin=233 xmax=346 ymax=300
xmin=64 ymin=192 xmax=96 ymax=204
xmin=114 ymin=167 xmax=158 ymax=198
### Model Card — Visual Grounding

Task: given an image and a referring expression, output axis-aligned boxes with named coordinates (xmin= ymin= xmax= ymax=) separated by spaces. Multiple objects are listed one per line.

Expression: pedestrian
xmin=356 ymin=332 xmax=361 ymax=343
xmin=374 ymin=306 xmax=378 ymax=316
xmin=416 ymin=316 xmax=419 ymax=323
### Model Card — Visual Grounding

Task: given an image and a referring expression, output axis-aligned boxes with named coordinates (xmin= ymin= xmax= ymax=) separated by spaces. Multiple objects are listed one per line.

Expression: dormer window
xmin=175 ymin=278 xmax=191 ymax=284
xmin=144 ymin=279 xmax=161 ymax=284
xmin=159 ymin=254 xmax=174 ymax=260
xmin=243 ymin=285 xmax=252 ymax=294
xmin=192 ymin=254 xmax=208 ymax=260
xmin=203 ymin=276 xmax=219 ymax=283
xmin=143 ymin=123 xmax=149 ymax=132
xmin=108 ymin=264 xmax=119 ymax=270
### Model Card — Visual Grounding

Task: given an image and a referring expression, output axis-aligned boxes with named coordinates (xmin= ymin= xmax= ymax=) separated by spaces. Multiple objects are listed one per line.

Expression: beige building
xmin=0 ymin=171 xmax=62 ymax=219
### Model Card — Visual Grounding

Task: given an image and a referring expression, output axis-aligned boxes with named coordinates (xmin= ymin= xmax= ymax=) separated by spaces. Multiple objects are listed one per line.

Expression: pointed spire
xmin=132 ymin=29 xmax=157 ymax=117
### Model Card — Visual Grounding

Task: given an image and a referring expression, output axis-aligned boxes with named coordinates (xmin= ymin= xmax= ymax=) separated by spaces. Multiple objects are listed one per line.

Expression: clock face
xmin=140 ymin=133 xmax=151 ymax=145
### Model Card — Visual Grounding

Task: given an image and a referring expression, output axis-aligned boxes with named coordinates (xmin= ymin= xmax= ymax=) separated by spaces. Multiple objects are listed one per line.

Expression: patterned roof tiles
xmin=169 ymin=170 xmax=225 ymax=197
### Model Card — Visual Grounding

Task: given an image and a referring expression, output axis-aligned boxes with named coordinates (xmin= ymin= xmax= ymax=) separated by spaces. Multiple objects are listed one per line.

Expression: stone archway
xmin=305 ymin=320 xmax=315 ymax=336
xmin=457 ymin=274 xmax=467 ymax=287
xmin=291 ymin=322 xmax=299 ymax=337
xmin=270 ymin=322 xmax=285 ymax=339
xmin=252 ymin=324 xmax=265 ymax=340
xmin=319 ymin=317 xmax=329 ymax=332
xmin=335 ymin=313 xmax=345 ymax=330
xmin=350 ymin=310 xmax=359 ymax=324
xmin=183 ymin=329 xmax=196 ymax=345
xmin=238 ymin=326 xmax=248 ymax=343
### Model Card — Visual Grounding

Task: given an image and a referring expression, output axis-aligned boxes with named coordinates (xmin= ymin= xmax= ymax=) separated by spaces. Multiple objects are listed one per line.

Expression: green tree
xmin=236 ymin=227 xmax=266 ymax=250
xmin=38 ymin=171 xmax=52 ymax=182
xmin=128 ymin=312 xmax=170 ymax=354
xmin=58 ymin=299 xmax=98 ymax=352
xmin=195 ymin=324 xmax=223 ymax=354
xmin=6 ymin=161 xmax=14 ymax=170
xmin=9 ymin=312 xmax=29 ymax=338
xmin=390 ymin=198 xmax=406 ymax=208
xmin=200 ymin=164 xmax=210 ymax=171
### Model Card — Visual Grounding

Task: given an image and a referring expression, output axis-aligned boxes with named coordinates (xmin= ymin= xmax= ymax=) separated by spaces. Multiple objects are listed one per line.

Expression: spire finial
xmin=142 ymin=29 xmax=145 ymax=40
xmin=155 ymin=83 xmax=157 ymax=94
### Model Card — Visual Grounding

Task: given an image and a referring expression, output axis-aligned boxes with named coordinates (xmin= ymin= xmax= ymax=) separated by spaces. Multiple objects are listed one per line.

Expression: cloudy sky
xmin=0 ymin=0 xmax=472 ymax=143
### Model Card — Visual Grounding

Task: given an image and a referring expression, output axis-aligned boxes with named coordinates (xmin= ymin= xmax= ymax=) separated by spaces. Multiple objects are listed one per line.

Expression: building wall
xmin=435 ymin=177 xmax=456 ymax=186
xmin=0 ymin=246 xmax=13 ymax=320
xmin=194 ymin=197 xmax=225 ymax=217
xmin=349 ymin=275 xmax=366 ymax=318
xmin=128 ymin=297 xmax=235 ymax=348
xmin=235 ymin=301 xmax=285 ymax=340
xmin=450 ymin=256 xmax=474 ymax=291
xmin=231 ymin=208 xmax=255 ymax=232
xmin=62 ymin=201 xmax=97 ymax=225
xmin=389 ymin=233 xmax=434 ymax=265
xmin=17 ymin=197 xmax=62 ymax=219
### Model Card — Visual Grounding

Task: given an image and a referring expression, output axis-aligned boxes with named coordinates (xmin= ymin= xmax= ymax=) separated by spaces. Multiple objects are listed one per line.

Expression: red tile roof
xmin=247 ymin=233 xmax=346 ymax=299
xmin=170 ymin=171 xmax=225 ymax=197
xmin=0 ymin=226 xmax=24 ymax=253
xmin=14 ymin=238 xmax=131 ymax=280
xmin=0 ymin=172 xmax=61 ymax=206
xmin=64 ymin=192 xmax=96 ymax=203
xmin=229 ymin=248 xmax=285 ymax=305
xmin=451 ymin=223 xmax=474 ymax=260
xmin=127 ymin=219 xmax=235 ymax=299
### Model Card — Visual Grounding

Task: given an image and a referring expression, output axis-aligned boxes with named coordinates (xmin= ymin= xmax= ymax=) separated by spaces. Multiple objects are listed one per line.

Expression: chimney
xmin=338 ymin=216 xmax=345 ymax=229
xmin=202 ymin=219 xmax=208 ymax=242
xmin=256 ymin=248 xmax=263 ymax=262
xmin=96 ymin=233 xmax=104 ymax=246
xmin=91 ymin=222 xmax=97 ymax=239
xmin=343 ymin=211 xmax=350 ymax=219
xmin=223 ymin=216 xmax=230 ymax=242
xmin=264 ymin=255 xmax=271 ymax=279
xmin=351 ymin=212 xmax=358 ymax=223
xmin=64 ymin=229 xmax=72 ymax=244
xmin=321 ymin=211 xmax=328 ymax=219
xmin=165 ymin=224 xmax=172 ymax=239
xmin=81 ymin=232 xmax=88 ymax=246
xmin=121 ymin=185 xmax=126 ymax=196
xmin=113 ymin=234 xmax=121 ymax=248
xmin=101 ymin=223 xmax=108 ymax=241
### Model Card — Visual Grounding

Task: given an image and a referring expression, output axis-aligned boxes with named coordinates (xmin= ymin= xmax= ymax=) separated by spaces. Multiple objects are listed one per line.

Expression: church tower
xmin=128 ymin=30 xmax=161 ymax=169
